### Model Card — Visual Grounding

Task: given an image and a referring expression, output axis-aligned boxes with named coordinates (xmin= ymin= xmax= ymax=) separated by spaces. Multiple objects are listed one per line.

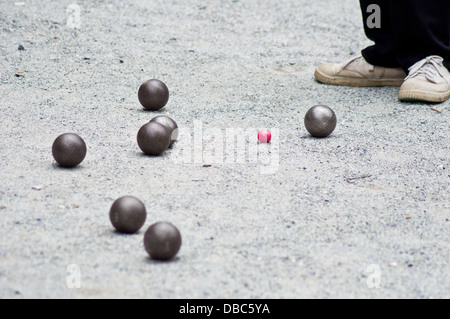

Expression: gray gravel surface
xmin=0 ymin=0 xmax=449 ymax=299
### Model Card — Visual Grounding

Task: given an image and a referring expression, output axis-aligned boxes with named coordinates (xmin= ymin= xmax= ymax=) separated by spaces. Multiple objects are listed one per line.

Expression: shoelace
xmin=405 ymin=56 xmax=448 ymax=84
xmin=338 ymin=53 xmax=374 ymax=73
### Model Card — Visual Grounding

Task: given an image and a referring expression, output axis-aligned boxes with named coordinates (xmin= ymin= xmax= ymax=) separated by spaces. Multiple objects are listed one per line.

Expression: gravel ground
xmin=0 ymin=0 xmax=449 ymax=299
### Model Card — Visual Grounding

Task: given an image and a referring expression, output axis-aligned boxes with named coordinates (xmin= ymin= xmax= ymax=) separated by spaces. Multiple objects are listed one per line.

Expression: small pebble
xmin=18 ymin=44 xmax=25 ymax=50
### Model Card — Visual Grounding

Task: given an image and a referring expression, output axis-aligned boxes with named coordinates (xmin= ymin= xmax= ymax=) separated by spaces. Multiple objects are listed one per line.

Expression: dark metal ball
xmin=304 ymin=105 xmax=337 ymax=138
xmin=137 ymin=122 xmax=171 ymax=156
xmin=149 ymin=115 xmax=178 ymax=148
xmin=109 ymin=196 xmax=147 ymax=234
xmin=144 ymin=222 xmax=182 ymax=261
xmin=138 ymin=79 xmax=169 ymax=111
xmin=52 ymin=133 xmax=87 ymax=168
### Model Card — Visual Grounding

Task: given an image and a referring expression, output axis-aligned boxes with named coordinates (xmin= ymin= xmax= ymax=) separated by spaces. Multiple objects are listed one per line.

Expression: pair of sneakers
xmin=314 ymin=54 xmax=450 ymax=103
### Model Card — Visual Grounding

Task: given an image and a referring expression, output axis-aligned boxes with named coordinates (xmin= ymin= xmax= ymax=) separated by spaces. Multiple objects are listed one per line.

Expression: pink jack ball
xmin=258 ymin=129 xmax=272 ymax=143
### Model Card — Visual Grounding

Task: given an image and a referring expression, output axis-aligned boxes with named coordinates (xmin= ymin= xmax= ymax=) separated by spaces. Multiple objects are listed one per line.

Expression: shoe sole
xmin=398 ymin=89 xmax=450 ymax=103
xmin=314 ymin=69 xmax=404 ymax=87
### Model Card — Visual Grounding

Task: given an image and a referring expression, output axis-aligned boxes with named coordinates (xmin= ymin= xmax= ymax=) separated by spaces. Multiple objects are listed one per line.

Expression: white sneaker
xmin=314 ymin=53 xmax=407 ymax=87
xmin=398 ymin=56 xmax=450 ymax=103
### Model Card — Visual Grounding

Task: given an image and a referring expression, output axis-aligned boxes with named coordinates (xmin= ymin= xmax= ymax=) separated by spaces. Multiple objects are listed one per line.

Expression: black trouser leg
xmin=360 ymin=0 xmax=450 ymax=72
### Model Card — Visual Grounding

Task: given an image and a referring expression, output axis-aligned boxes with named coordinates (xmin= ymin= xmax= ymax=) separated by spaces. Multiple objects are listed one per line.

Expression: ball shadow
xmin=136 ymin=108 xmax=166 ymax=114
xmin=51 ymin=163 xmax=85 ymax=170
xmin=134 ymin=151 xmax=171 ymax=159
xmin=400 ymin=100 xmax=442 ymax=106
xmin=110 ymin=229 xmax=143 ymax=236
xmin=143 ymin=256 xmax=181 ymax=265
xmin=301 ymin=134 xmax=340 ymax=140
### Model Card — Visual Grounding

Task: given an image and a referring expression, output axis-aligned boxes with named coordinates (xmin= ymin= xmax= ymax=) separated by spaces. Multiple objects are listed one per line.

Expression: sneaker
xmin=314 ymin=53 xmax=406 ymax=87
xmin=398 ymin=56 xmax=450 ymax=103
